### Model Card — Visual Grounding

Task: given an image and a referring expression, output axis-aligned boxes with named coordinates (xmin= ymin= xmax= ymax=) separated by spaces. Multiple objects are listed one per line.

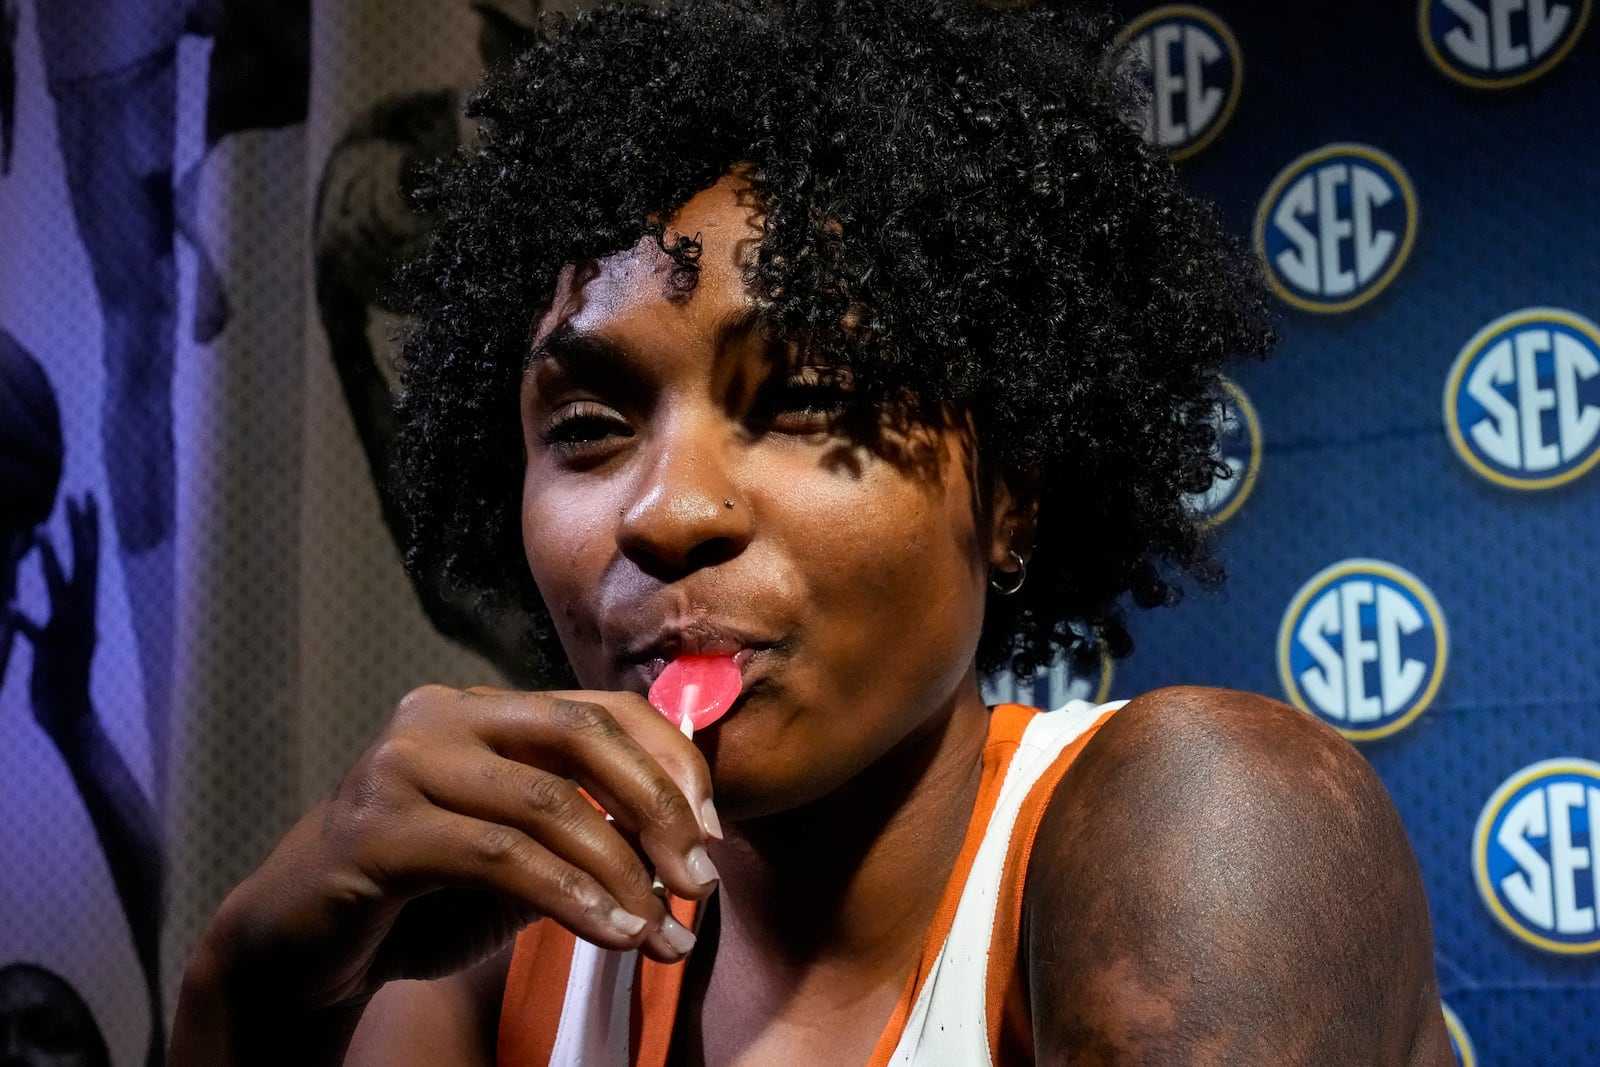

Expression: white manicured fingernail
xmin=699 ymin=798 xmax=724 ymax=840
xmin=660 ymin=915 xmax=696 ymax=955
xmin=686 ymin=845 xmax=719 ymax=887
xmin=608 ymin=908 xmax=648 ymax=937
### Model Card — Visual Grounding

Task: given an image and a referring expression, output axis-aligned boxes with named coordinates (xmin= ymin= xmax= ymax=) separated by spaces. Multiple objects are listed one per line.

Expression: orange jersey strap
xmin=498 ymin=894 xmax=697 ymax=1067
xmin=498 ymin=918 xmax=576 ymax=1066
xmin=986 ymin=705 xmax=1119 ymax=1064
xmin=859 ymin=702 xmax=1036 ymax=1066
xmin=497 ymin=702 xmax=1114 ymax=1066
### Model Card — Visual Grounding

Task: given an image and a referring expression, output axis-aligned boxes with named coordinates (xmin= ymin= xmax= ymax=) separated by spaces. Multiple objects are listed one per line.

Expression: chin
xmin=700 ymin=713 xmax=904 ymax=824
xmin=695 ymin=727 xmax=830 ymax=821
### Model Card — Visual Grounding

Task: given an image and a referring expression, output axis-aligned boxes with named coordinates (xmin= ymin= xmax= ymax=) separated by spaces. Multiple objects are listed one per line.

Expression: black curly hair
xmin=395 ymin=0 xmax=1275 ymax=687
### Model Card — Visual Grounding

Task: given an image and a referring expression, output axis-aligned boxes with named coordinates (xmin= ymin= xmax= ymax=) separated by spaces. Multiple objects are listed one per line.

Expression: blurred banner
xmin=0 ymin=2 xmax=1593 ymax=1064
xmin=0 ymin=2 xmax=516 ymax=1062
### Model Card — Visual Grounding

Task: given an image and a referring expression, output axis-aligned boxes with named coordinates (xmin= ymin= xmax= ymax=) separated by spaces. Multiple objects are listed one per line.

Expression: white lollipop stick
xmin=645 ymin=681 xmax=700 ymax=897
xmin=678 ymin=682 xmax=700 ymax=739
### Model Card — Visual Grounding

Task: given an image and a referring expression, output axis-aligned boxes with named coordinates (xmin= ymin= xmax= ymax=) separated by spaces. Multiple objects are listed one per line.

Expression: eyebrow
xmin=710 ymin=304 xmax=771 ymax=356
xmin=526 ymin=304 xmax=777 ymax=375
xmin=526 ymin=327 xmax=626 ymax=375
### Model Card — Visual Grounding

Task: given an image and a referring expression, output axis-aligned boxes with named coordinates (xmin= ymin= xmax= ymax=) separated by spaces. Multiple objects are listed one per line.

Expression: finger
xmin=71 ymin=495 xmax=99 ymax=588
xmin=414 ymin=746 xmax=668 ymax=935
xmin=456 ymin=687 xmax=715 ymax=836
xmin=522 ymin=693 xmax=719 ymax=900
xmin=590 ymin=689 xmax=723 ymax=840
xmin=539 ymin=687 xmax=720 ymax=840
xmin=9 ymin=610 xmax=43 ymax=642
xmin=4 ymin=530 xmax=29 ymax=570
xmin=348 ymin=804 xmax=696 ymax=960
xmin=452 ymin=690 xmax=718 ymax=901
xmin=32 ymin=532 xmax=65 ymax=595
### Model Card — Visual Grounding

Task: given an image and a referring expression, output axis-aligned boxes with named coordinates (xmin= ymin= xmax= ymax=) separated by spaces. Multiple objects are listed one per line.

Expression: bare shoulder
xmin=343 ymin=943 xmax=510 ymax=1067
xmin=1023 ymin=686 xmax=1454 ymax=1066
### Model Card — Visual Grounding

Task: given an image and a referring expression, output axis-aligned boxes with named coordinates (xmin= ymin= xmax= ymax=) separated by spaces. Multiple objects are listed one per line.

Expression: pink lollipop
xmin=648 ymin=654 xmax=742 ymax=737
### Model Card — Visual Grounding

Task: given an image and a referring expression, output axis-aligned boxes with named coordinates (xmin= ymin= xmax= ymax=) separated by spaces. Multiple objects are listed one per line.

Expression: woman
xmin=172 ymin=2 xmax=1453 ymax=1063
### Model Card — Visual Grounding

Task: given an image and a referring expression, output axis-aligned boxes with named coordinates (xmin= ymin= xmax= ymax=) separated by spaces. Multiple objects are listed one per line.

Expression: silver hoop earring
xmin=989 ymin=549 xmax=1027 ymax=596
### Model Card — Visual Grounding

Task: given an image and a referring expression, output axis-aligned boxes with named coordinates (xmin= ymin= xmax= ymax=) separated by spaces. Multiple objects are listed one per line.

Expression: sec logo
xmin=1183 ymin=377 xmax=1261 ymax=527
xmin=1440 ymin=1002 xmax=1476 ymax=1067
xmin=1254 ymin=144 xmax=1417 ymax=314
xmin=1277 ymin=560 xmax=1448 ymax=741
xmin=984 ymin=648 xmax=1113 ymax=710
xmin=1420 ymin=0 xmax=1592 ymax=89
xmin=1111 ymin=5 xmax=1242 ymax=159
xmin=1444 ymin=307 xmax=1600 ymax=490
xmin=1473 ymin=759 xmax=1600 ymax=954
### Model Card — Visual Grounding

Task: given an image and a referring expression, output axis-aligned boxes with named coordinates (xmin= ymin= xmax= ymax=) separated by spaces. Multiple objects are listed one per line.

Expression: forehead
xmin=532 ymin=174 xmax=765 ymax=348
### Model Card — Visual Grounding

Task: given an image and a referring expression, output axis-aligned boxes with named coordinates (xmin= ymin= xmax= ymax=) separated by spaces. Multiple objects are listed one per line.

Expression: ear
xmin=987 ymin=465 xmax=1039 ymax=570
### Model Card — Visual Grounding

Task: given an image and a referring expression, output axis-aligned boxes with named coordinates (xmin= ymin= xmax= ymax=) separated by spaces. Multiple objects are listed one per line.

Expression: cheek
xmin=796 ymin=457 xmax=989 ymax=670
xmin=521 ymin=477 xmax=611 ymax=656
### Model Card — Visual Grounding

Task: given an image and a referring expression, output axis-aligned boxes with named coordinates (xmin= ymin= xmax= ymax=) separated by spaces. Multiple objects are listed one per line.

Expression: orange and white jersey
xmin=498 ymin=699 xmax=1124 ymax=1067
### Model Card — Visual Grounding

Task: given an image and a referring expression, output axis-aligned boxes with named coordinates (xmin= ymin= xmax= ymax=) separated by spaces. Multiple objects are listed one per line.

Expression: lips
xmin=615 ymin=620 xmax=776 ymax=688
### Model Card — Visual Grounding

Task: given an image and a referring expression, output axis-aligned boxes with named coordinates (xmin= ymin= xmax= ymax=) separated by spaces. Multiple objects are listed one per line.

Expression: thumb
xmin=8 ymin=609 xmax=43 ymax=643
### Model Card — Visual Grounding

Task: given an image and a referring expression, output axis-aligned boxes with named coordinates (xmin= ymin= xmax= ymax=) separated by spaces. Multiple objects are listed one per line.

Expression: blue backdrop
xmin=1056 ymin=3 xmax=1599 ymax=1063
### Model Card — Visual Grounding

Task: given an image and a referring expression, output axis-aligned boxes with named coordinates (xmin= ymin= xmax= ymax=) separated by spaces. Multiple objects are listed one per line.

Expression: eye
xmin=756 ymin=366 xmax=856 ymax=434
xmin=540 ymin=400 xmax=633 ymax=457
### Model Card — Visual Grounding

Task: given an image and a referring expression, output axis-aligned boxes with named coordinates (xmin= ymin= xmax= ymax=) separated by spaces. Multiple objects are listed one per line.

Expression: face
xmin=520 ymin=174 xmax=1011 ymax=817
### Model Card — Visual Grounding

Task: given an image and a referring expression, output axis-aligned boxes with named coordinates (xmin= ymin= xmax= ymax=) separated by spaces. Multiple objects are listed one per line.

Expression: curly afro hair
xmin=395 ymin=0 xmax=1275 ymax=687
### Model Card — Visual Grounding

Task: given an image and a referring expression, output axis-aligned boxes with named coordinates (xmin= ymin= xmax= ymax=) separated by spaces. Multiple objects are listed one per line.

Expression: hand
xmin=0 ymin=528 xmax=28 ymax=679
xmin=202 ymin=684 xmax=721 ymax=1015
xmin=13 ymin=493 xmax=99 ymax=747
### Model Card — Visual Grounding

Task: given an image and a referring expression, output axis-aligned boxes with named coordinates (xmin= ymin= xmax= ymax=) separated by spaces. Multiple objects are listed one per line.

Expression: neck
xmin=708 ymin=680 xmax=992 ymax=974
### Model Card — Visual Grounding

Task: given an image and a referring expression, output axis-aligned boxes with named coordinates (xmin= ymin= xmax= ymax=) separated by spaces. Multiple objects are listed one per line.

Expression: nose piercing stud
xmin=724 ymin=498 xmax=734 ymax=508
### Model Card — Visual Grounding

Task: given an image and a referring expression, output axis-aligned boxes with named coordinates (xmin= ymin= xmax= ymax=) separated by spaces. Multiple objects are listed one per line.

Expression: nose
xmin=616 ymin=421 xmax=754 ymax=578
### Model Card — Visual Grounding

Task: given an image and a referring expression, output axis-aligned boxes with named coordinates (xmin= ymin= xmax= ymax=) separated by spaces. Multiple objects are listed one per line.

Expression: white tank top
xmin=498 ymin=699 xmax=1124 ymax=1067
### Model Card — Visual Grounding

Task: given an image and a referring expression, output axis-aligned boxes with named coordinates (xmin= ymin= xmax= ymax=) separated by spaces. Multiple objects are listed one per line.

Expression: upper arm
xmin=343 ymin=943 xmax=510 ymax=1067
xmin=1024 ymin=686 xmax=1453 ymax=1066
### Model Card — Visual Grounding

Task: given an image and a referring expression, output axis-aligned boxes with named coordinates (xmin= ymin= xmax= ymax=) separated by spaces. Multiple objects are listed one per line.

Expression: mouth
xmin=616 ymin=621 xmax=779 ymax=692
